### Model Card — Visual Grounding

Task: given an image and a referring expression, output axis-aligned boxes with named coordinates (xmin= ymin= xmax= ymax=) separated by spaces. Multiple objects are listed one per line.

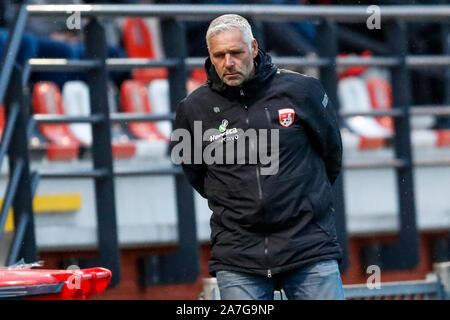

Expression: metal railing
xmin=24 ymin=4 xmax=450 ymax=21
xmin=344 ymin=278 xmax=444 ymax=300
xmin=0 ymin=3 xmax=449 ymax=288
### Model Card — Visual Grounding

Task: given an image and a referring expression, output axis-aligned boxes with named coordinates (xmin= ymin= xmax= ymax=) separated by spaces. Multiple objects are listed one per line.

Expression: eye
xmin=213 ymin=53 xmax=225 ymax=59
xmin=231 ymin=50 xmax=244 ymax=56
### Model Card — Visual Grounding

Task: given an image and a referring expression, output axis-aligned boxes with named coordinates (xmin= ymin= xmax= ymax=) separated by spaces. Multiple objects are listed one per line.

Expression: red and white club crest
xmin=278 ymin=108 xmax=295 ymax=127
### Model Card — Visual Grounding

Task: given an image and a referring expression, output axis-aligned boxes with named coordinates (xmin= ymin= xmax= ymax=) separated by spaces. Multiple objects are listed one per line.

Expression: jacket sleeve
xmin=302 ymin=77 xmax=343 ymax=185
xmin=170 ymin=99 xmax=208 ymax=198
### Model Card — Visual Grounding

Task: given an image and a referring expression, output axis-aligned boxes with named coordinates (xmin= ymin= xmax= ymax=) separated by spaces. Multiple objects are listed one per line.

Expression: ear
xmin=251 ymin=39 xmax=258 ymax=59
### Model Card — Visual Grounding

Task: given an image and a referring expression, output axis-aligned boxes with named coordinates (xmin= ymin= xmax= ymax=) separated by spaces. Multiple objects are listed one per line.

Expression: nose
xmin=224 ymin=54 xmax=234 ymax=68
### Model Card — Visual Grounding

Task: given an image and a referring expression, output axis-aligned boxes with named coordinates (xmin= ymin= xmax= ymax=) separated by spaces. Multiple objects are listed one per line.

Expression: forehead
xmin=208 ymin=28 xmax=248 ymax=53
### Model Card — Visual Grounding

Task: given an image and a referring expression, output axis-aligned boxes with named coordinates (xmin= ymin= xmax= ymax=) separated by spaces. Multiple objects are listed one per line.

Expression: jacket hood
xmin=204 ymin=49 xmax=277 ymax=98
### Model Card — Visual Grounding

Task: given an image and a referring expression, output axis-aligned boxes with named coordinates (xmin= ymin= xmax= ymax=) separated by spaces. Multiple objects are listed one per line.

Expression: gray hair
xmin=206 ymin=14 xmax=254 ymax=50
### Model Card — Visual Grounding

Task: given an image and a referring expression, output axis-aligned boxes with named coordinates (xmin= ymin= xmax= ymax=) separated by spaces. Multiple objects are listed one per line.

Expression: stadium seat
xmin=338 ymin=76 xmax=393 ymax=139
xmin=366 ymin=76 xmax=394 ymax=131
xmin=411 ymin=129 xmax=450 ymax=148
xmin=437 ymin=130 xmax=450 ymax=146
xmin=337 ymin=52 xmax=450 ymax=152
xmin=32 ymin=82 xmax=80 ymax=161
xmin=341 ymin=130 xmax=386 ymax=151
xmin=340 ymin=51 xmax=435 ymax=131
xmin=190 ymin=68 xmax=208 ymax=84
xmin=62 ymin=81 xmax=92 ymax=145
xmin=145 ymin=70 xmax=206 ymax=140
xmin=338 ymin=50 xmax=393 ymax=144
xmin=123 ymin=18 xmax=167 ymax=83
xmin=108 ymin=81 xmax=139 ymax=157
xmin=337 ymin=51 xmax=371 ymax=80
xmin=147 ymin=79 xmax=172 ymax=140
xmin=187 ymin=69 xmax=207 ymax=94
xmin=120 ymin=80 xmax=168 ymax=141
xmin=365 ymin=70 xmax=435 ymax=131
xmin=62 ymin=81 xmax=136 ymax=159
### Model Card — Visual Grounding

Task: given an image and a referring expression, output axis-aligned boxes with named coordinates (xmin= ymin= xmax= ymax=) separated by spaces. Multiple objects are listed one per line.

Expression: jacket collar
xmin=204 ymin=49 xmax=277 ymax=99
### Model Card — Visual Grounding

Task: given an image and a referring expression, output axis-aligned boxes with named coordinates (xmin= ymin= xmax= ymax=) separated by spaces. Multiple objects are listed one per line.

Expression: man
xmin=171 ymin=14 xmax=345 ymax=300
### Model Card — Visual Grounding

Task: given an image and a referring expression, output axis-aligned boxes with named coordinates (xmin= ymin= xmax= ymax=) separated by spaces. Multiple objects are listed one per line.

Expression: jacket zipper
xmin=241 ymin=89 xmax=249 ymax=125
xmin=253 ymin=141 xmax=267 ymax=276
xmin=242 ymin=88 xmax=271 ymax=278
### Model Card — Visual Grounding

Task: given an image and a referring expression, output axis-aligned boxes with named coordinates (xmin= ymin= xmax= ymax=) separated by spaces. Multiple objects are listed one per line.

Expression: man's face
xmin=208 ymin=28 xmax=258 ymax=87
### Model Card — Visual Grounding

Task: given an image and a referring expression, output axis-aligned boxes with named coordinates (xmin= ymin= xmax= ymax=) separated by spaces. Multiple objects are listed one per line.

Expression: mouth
xmin=224 ymin=73 xmax=240 ymax=78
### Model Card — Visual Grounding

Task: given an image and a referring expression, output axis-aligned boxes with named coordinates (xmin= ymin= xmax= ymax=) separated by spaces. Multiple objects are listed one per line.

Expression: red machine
xmin=0 ymin=267 xmax=111 ymax=300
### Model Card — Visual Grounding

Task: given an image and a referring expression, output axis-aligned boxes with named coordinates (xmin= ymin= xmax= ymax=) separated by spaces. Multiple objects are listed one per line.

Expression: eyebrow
xmin=212 ymin=48 xmax=245 ymax=56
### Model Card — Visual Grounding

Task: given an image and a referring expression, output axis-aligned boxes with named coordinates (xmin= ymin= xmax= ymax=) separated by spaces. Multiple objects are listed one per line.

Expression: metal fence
xmin=0 ymin=3 xmax=449 ymax=288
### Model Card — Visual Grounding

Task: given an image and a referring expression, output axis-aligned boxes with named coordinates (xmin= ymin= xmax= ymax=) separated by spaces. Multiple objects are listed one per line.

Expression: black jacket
xmin=172 ymin=50 xmax=343 ymax=277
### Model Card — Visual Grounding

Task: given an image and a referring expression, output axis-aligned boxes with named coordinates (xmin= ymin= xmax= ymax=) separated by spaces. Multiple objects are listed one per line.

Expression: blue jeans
xmin=216 ymin=260 xmax=345 ymax=300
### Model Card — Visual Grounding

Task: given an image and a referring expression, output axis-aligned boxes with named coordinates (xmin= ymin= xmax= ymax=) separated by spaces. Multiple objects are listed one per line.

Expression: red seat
xmin=112 ymin=142 xmax=136 ymax=158
xmin=123 ymin=18 xmax=167 ymax=83
xmin=338 ymin=50 xmax=372 ymax=80
xmin=120 ymin=80 xmax=167 ymax=141
xmin=32 ymin=82 xmax=80 ymax=161
xmin=437 ymin=130 xmax=450 ymax=147
xmin=341 ymin=131 xmax=387 ymax=151
xmin=359 ymin=136 xmax=386 ymax=150
xmin=187 ymin=68 xmax=207 ymax=94
xmin=0 ymin=267 xmax=111 ymax=300
xmin=366 ymin=77 xmax=394 ymax=131
xmin=190 ymin=68 xmax=207 ymax=83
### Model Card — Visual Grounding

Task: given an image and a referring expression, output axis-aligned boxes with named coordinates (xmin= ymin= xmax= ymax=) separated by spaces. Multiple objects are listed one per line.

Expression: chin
xmin=223 ymin=79 xmax=244 ymax=87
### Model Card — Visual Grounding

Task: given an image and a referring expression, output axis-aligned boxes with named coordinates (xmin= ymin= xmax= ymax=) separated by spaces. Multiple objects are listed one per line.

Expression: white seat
xmin=338 ymin=76 xmax=392 ymax=138
xmin=62 ymin=81 xmax=93 ymax=145
xmin=147 ymin=79 xmax=172 ymax=140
